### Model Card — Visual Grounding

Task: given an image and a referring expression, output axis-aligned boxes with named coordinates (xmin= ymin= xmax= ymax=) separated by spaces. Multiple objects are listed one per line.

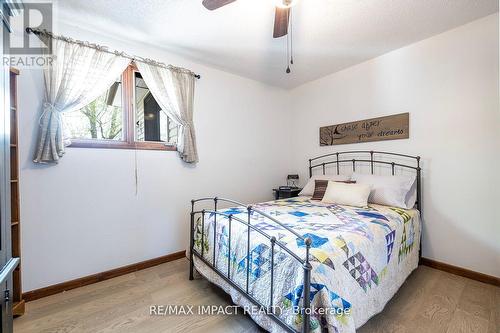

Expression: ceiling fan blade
xmin=202 ymin=0 xmax=237 ymax=10
xmin=273 ymin=6 xmax=290 ymax=38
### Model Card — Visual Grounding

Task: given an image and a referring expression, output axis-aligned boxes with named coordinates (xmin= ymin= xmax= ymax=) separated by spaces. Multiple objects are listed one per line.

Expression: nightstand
xmin=273 ymin=188 xmax=302 ymax=200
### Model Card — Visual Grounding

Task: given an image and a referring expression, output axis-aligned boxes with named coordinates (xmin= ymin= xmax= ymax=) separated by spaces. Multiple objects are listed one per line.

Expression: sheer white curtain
xmin=33 ymin=38 xmax=130 ymax=163
xmin=136 ymin=62 xmax=198 ymax=163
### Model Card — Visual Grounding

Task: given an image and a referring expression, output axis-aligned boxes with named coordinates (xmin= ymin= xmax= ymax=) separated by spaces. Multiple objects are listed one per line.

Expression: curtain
xmin=33 ymin=38 xmax=130 ymax=163
xmin=136 ymin=62 xmax=198 ymax=163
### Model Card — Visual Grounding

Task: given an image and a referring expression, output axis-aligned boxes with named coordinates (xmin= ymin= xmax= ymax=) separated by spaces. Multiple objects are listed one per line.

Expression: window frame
xmin=68 ymin=63 xmax=177 ymax=151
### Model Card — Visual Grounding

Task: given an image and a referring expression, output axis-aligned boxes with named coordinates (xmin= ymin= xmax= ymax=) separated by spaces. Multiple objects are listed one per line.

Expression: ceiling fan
xmin=202 ymin=0 xmax=298 ymax=73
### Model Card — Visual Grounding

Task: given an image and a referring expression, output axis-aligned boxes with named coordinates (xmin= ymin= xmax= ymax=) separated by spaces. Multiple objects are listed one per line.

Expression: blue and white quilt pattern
xmin=193 ymin=197 xmax=420 ymax=333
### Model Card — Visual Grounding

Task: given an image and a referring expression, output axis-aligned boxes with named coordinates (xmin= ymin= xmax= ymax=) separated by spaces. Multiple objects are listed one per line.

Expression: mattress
xmin=192 ymin=196 xmax=421 ymax=332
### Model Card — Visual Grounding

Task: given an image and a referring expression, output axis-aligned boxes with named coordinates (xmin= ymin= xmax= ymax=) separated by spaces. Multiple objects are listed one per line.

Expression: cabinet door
xmin=0 ymin=3 xmax=19 ymax=332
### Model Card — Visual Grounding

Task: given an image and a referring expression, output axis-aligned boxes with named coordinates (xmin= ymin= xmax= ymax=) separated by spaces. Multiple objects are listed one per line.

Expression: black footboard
xmin=189 ymin=197 xmax=312 ymax=333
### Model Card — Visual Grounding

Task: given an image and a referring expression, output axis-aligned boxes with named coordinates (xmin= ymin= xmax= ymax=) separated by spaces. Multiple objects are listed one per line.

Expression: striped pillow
xmin=311 ymin=180 xmax=329 ymax=200
xmin=311 ymin=179 xmax=357 ymax=201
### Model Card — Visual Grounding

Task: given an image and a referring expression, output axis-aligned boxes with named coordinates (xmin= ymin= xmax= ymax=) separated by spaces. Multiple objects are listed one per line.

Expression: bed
xmin=189 ymin=151 xmax=422 ymax=333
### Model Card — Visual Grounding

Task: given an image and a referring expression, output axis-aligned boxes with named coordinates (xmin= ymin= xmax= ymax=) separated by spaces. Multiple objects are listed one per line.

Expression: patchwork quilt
xmin=193 ymin=197 xmax=420 ymax=332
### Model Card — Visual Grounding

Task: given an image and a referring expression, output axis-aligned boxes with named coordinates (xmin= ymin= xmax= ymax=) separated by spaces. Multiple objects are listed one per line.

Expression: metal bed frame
xmin=189 ymin=150 xmax=422 ymax=333
xmin=309 ymin=151 xmax=422 ymax=213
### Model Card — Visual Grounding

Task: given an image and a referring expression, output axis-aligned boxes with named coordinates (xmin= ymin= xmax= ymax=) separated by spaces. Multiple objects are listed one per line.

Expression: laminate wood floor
xmin=14 ymin=258 xmax=499 ymax=333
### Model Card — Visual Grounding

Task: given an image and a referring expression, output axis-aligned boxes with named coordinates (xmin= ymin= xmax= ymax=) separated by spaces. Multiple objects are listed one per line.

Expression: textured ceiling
xmin=55 ymin=0 xmax=498 ymax=89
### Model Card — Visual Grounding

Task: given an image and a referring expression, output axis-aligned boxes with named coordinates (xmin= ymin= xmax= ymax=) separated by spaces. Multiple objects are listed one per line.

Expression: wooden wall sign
xmin=320 ymin=113 xmax=409 ymax=146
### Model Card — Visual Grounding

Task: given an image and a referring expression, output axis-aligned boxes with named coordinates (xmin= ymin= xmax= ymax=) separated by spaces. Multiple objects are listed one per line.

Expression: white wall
xmin=19 ymin=23 xmax=293 ymax=291
xmin=290 ymin=14 xmax=499 ymax=277
xmin=19 ymin=13 xmax=499 ymax=292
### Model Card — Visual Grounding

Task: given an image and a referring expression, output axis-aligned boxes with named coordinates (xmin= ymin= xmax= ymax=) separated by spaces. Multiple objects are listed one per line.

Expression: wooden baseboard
xmin=420 ymin=257 xmax=499 ymax=287
xmin=22 ymin=252 xmax=497 ymax=302
xmin=23 ymin=250 xmax=186 ymax=302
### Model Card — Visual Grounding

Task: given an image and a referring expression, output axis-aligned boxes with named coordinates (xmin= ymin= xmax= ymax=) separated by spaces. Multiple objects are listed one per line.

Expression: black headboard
xmin=308 ymin=150 xmax=422 ymax=213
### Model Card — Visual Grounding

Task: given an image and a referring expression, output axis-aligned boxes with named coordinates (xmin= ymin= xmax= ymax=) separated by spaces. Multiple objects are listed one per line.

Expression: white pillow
xmin=299 ymin=174 xmax=351 ymax=196
xmin=351 ymin=173 xmax=416 ymax=209
xmin=321 ymin=181 xmax=371 ymax=207
xmin=405 ymin=179 xmax=418 ymax=209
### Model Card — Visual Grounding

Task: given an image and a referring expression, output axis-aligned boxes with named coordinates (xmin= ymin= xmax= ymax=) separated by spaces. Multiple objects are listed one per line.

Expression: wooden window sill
xmin=68 ymin=140 xmax=177 ymax=151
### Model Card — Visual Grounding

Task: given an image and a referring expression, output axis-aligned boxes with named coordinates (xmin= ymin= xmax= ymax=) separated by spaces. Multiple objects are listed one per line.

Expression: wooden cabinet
xmin=10 ymin=68 xmax=24 ymax=316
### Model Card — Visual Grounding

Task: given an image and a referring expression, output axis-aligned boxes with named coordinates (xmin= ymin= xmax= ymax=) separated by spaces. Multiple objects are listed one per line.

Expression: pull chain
xmin=286 ymin=28 xmax=291 ymax=73
xmin=290 ymin=9 xmax=294 ymax=65
xmin=285 ymin=8 xmax=293 ymax=73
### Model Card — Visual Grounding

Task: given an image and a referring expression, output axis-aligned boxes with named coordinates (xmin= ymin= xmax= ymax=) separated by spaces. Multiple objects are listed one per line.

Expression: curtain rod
xmin=26 ymin=27 xmax=201 ymax=79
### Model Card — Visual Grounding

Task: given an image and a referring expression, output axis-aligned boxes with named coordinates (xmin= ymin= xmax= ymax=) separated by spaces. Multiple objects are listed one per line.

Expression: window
xmin=65 ymin=63 xmax=178 ymax=151
xmin=134 ymin=72 xmax=178 ymax=144
xmin=65 ymin=76 xmax=123 ymax=141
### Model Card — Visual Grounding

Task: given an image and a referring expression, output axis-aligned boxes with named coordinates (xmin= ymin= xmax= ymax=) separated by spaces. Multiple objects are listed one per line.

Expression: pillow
xmin=299 ymin=174 xmax=351 ymax=196
xmin=405 ymin=179 xmax=418 ymax=209
xmin=351 ymin=173 xmax=416 ymax=209
xmin=311 ymin=180 xmax=329 ymax=200
xmin=321 ymin=181 xmax=371 ymax=207
xmin=311 ymin=179 xmax=357 ymax=201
